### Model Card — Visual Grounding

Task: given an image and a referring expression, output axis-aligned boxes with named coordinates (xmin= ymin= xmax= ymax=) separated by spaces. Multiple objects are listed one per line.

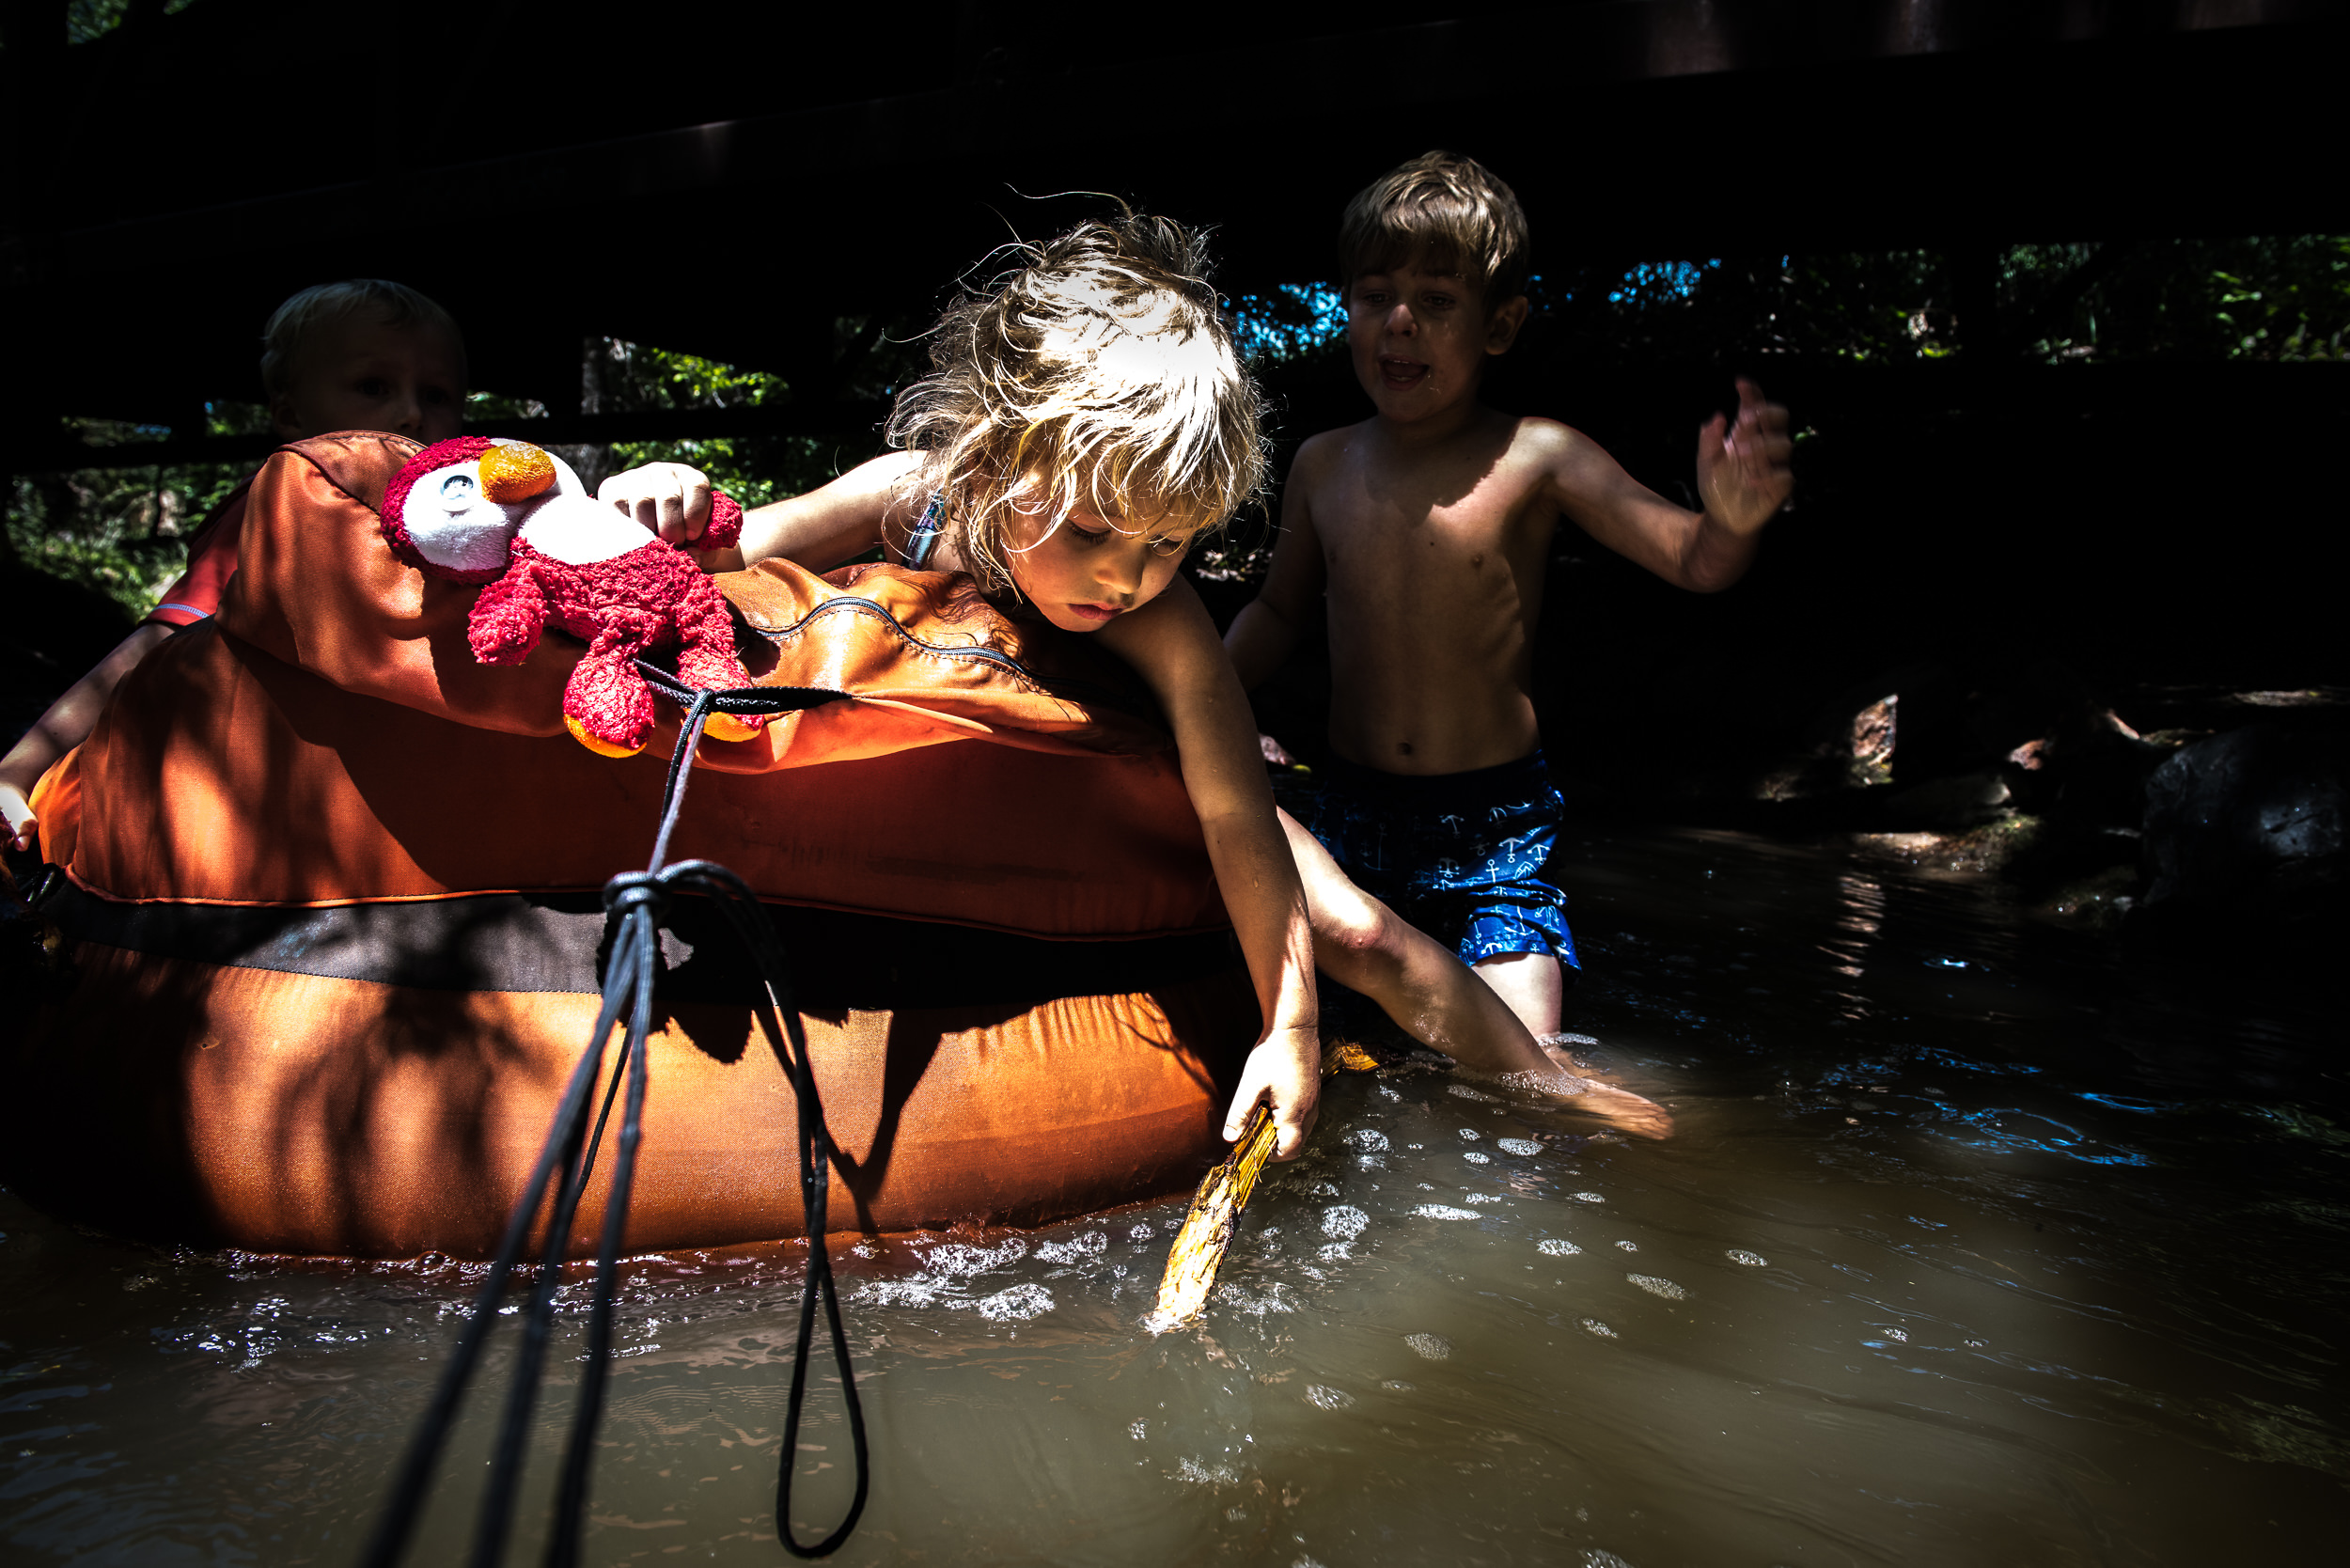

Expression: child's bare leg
xmin=1471 ymin=950 xmax=1563 ymax=1039
xmin=1277 ymin=810 xmax=1672 ymax=1138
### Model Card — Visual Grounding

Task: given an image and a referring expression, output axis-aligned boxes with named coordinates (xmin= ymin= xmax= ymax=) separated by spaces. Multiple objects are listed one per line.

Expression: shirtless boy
xmin=1224 ymin=151 xmax=1794 ymax=1042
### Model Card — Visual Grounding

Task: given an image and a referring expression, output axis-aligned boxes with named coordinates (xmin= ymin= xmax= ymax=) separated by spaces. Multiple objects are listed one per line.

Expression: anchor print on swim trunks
xmin=1276 ymin=748 xmax=1580 ymax=970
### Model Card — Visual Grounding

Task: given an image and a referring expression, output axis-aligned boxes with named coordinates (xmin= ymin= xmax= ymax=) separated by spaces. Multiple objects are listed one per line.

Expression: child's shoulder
xmin=1292 ymin=417 xmax=1377 ymax=472
xmin=1497 ymin=413 xmax=1590 ymax=462
xmin=1488 ymin=415 xmax=1617 ymax=499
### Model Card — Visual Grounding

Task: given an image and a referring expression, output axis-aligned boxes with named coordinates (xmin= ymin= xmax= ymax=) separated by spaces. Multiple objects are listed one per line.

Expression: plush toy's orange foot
xmin=564 ymin=714 xmax=646 ymax=759
xmin=703 ymin=713 xmax=763 ymax=743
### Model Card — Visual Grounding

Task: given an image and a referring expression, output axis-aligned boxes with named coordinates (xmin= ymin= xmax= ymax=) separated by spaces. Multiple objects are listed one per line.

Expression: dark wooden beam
xmin=7 ymin=1 xmax=2343 ymax=431
xmin=0 ymin=398 xmax=897 ymax=475
xmin=11 ymin=2 xmax=2344 ymax=291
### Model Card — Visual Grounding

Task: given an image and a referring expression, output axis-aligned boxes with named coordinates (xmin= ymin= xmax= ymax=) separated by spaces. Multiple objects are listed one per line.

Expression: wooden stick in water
xmin=1143 ymin=1101 xmax=1279 ymax=1334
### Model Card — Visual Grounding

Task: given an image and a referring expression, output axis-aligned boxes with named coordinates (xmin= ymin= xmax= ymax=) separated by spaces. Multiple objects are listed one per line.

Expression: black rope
xmin=362 ymin=676 xmax=868 ymax=1568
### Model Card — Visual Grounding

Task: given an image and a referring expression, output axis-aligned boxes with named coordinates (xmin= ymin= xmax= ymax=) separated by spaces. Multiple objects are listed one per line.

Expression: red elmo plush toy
xmin=381 ymin=437 xmax=765 ymax=756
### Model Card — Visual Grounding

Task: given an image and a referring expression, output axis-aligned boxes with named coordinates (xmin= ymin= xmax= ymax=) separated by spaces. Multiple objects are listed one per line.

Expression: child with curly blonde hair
xmin=606 ymin=212 xmax=1670 ymax=1148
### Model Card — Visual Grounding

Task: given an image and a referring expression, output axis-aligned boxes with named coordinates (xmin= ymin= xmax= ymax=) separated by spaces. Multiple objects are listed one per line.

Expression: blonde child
xmin=603 ymin=212 xmax=1671 ymax=1145
xmin=0 ymin=279 xmax=467 ymax=854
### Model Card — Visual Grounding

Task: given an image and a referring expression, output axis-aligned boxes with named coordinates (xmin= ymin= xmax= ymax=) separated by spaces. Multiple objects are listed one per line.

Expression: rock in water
xmin=1878 ymin=768 xmax=2013 ymax=831
xmin=2140 ymin=723 xmax=2345 ymax=939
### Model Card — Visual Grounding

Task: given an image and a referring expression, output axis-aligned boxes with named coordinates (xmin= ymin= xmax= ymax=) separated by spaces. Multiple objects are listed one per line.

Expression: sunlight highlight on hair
xmin=884 ymin=209 xmax=1268 ymax=592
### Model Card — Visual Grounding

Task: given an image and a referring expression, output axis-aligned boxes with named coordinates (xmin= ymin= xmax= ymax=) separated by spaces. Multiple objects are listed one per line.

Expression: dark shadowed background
xmin=5 ymin=0 xmax=2344 ymax=939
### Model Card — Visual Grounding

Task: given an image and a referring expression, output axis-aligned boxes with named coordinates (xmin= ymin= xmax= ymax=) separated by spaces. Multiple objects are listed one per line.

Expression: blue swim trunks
xmin=1280 ymin=750 xmax=1579 ymax=975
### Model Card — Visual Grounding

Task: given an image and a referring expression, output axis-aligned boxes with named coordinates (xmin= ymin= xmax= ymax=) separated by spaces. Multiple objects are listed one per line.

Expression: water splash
xmin=1174 ymin=1457 xmax=1240 ymax=1485
xmin=923 ymin=1239 xmax=1028 ymax=1276
xmin=1036 ymin=1231 xmax=1107 ymax=1264
xmin=972 ymin=1283 xmax=1054 ymax=1322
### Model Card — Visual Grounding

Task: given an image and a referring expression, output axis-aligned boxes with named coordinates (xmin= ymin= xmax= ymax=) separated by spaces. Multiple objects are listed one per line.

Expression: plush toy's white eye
xmin=402 ymin=460 xmax=522 ymax=573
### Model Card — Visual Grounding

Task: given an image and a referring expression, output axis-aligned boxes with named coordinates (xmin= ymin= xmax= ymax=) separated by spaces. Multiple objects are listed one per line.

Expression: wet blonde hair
xmin=1339 ymin=150 xmax=1530 ymax=307
xmin=258 ymin=278 xmax=466 ymax=398
xmin=885 ymin=211 xmax=1267 ymax=592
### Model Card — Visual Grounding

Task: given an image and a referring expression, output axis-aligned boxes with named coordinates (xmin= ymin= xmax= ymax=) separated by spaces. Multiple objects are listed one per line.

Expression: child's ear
xmin=269 ymin=391 xmax=308 ymax=441
xmin=1485 ymin=294 xmax=1530 ymax=356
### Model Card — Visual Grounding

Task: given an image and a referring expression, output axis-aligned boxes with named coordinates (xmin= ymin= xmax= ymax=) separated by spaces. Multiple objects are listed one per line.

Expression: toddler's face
xmin=1000 ymin=478 xmax=1198 ymax=634
xmin=274 ymin=317 xmax=464 ymax=444
xmin=1345 ymin=255 xmax=1522 ymax=423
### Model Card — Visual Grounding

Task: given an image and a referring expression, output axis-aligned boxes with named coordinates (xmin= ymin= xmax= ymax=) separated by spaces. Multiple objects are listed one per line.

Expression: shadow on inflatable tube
xmin=0 ymin=432 xmax=1260 ymax=1260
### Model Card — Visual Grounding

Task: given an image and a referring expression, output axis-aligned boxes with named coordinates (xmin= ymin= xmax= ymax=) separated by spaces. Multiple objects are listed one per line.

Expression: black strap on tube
xmin=360 ymin=676 xmax=869 ymax=1568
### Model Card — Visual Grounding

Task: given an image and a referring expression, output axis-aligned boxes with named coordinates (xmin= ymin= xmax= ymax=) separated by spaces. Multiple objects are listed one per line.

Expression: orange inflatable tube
xmin=0 ymin=434 xmax=1258 ymax=1259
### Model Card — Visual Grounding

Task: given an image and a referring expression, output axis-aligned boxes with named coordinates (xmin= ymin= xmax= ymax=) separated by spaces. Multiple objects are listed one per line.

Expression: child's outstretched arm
xmin=1546 ymin=377 xmax=1794 ymax=591
xmin=1101 ymin=577 xmax=1322 ymax=1158
xmin=0 ymin=621 xmax=175 ymax=852
xmin=597 ymin=452 xmax=922 ymax=572
xmin=1223 ymin=438 xmax=1333 ymax=691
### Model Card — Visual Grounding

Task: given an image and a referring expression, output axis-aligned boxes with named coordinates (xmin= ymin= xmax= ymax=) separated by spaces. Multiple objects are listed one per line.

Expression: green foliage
xmin=1232 ymin=285 xmax=1350 ymax=367
xmin=463 ymin=389 xmax=546 ymax=423
xmin=4 ymin=409 xmax=258 ymax=619
xmin=2080 ymin=236 xmax=2350 ymax=362
xmin=1228 ymin=239 xmax=2350 ymax=370
xmin=66 ymin=0 xmax=199 ymax=45
xmin=600 ymin=338 xmax=789 ymax=414
xmin=482 ymin=333 xmax=918 ymax=506
xmin=1522 ymin=238 xmax=2350 ymax=368
xmin=591 ymin=337 xmax=834 ymax=509
xmin=66 ymin=0 xmax=132 ymax=43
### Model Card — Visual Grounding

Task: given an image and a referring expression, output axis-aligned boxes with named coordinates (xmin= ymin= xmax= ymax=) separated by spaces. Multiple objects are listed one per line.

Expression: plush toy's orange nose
xmin=480 ymin=443 xmax=558 ymax=503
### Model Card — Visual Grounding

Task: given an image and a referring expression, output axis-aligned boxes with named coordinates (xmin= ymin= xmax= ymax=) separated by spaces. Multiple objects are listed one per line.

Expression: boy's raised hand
xmin=1695 ymin=377 xmax=1794 ymax=535
xmin=599 ymin=461 xmax=714 ymax=544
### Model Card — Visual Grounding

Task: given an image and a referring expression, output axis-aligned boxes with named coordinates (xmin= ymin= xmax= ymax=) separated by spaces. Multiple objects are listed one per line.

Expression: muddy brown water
xmin=3 ymin=826 xmax=2342 ymax=1566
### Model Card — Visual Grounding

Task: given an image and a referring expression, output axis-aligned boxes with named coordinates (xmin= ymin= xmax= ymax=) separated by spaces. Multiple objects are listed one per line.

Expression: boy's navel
xmin=1472 ymin=553 xmax=1485 ymax=570
xmin=1399 ymin=741 xmax=1416 ymax=756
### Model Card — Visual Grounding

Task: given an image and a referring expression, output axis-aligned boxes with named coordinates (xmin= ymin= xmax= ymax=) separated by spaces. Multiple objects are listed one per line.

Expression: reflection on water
xmin=4 ymin=827 xmax=2344 ymax=1565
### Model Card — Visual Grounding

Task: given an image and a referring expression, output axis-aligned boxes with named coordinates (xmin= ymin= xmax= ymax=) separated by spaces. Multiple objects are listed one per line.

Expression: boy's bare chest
xmin=1313 ymin=458 xmax=1549 ymax=588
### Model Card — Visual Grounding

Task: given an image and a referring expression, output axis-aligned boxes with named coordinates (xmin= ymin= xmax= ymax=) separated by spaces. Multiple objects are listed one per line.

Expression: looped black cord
xmin=363 ymin=676 xmax=864 ymax=1568
xmin=602 ymin=871 xmax=670 ymax=923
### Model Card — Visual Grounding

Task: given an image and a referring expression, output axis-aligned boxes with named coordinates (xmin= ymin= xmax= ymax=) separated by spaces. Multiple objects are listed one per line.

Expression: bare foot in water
xmin=1551 ymin=1075 xmax=1676 ymax=1139
xmin=1513 ymin=1042 xmax=1676 ymax=1139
